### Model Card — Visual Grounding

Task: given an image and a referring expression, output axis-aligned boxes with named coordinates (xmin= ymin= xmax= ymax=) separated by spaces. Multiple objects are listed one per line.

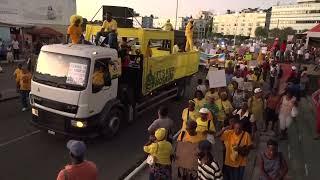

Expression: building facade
xmin=213 ymin=9 xmax=267 ymax=37
xmin=270 ymin=0 xmax=320 ymax=32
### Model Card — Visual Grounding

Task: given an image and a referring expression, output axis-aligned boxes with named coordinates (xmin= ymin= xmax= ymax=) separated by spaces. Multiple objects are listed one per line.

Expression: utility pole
xmin=175 ymin=0 xmax=179 ymax=30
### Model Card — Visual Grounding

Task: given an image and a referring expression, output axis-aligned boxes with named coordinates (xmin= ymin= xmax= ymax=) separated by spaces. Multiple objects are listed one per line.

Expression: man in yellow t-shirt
xmin=218 ymin=120 xmax=253 ymax=180
xmin=185 ymin=19 xmax=194 ymax=52
xmin=94 ymin=12 xmax=118 ymax=49
xmin=92 ymin=65 xmax=106 ymax=93
xmin=19 ymin=67 xmax=32 ymax=111
xmin=13 ymin=64 xmax=22 ymax=91
xmin=67 ymin=15 xmax=82 ymax=44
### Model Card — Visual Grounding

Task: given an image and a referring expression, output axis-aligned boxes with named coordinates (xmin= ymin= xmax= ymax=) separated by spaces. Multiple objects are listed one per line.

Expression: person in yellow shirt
xmin=217 ymin=120 xmax=253 ymax=180
xmin=185 ymin=19 xmax=194 ymax=52
xmin=193 ymin=90 xmax=206 ymax=114
xmin=196 ymin=108 xmax=216 ymax=140
xmin=19 ymin=67 xmax=32 ymax=111
xmin=92 ymin=65 xmax=108 ymax=93
xmin=162 ymin=19 xmax=173 ymax=31
xmin=145 ymin=41 xmax=153 ymax=58
xmin=178 ymin=120 xmax=205 ymax=143
xmin=205 ymin=88 xmax=219 ymax=101
xmin=66 ymin=15 xmax=83 ymax=44
xmin=215 ymin=92 xmax=234 ymax=130
xmin=94 ymin=12 xmax=118 ymax=49
xmin=181 ymin=100 xmax=198 ymax=130
xmin=144 ymin=128 xmax=172 ymax=179
xmin=13 ymin=64 xmax=22 ymax=91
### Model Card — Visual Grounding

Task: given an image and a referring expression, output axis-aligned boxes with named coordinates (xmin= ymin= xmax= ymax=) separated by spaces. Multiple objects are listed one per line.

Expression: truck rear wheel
xmin=100 ymin=108 xmax=123 ymax=138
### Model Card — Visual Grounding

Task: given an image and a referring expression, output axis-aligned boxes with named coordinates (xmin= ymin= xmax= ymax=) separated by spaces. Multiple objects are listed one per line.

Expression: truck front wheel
xmin=100 ymin=108 xmax=123 ymax=138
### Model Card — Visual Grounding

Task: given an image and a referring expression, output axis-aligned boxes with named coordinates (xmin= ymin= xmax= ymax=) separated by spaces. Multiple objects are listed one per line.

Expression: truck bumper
xmin=30 ymin=106 xmax=100 ymax=139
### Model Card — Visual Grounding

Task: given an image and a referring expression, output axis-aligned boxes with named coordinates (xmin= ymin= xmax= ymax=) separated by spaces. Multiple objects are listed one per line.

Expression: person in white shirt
xmin=196 ymin=79 xmax=207 ymax=94
xmin=12 ymin=38 xmax=19 ymax=60
xmin=304 ymin=51 xmax=310 ymax=62
xmin=172 ymin=42 xmax=180 ymax=54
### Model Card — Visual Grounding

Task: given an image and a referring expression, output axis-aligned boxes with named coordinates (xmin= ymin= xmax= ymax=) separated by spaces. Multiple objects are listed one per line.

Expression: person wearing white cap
xmin=56 ymin=140 xmax=98 ymax=180
xmin=196 ymin=108 xmax=215 ymax=139
xmin=248 ymin=88 xmax=264 ymax=133
xmin=185 ymin=18 xmax=194 ymax=52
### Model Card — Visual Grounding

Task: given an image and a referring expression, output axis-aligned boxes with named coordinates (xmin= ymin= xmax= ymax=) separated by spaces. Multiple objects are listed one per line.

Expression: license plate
xmin=32 ymin=108 xmax=39 ymax=116
xmin=48 ymin=130 xmax=56 ymax=135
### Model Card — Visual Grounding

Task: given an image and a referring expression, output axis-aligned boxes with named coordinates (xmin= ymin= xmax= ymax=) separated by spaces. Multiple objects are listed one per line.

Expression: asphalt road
xmin=0 ymin=72 xmax=200 ymax=180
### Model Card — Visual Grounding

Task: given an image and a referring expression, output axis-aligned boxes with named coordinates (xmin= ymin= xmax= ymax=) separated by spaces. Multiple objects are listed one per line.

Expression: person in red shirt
xmin=56 ymin=140 xmax=98 ymax=180
xmin=280 ymin=40 xmax=287 ymax=62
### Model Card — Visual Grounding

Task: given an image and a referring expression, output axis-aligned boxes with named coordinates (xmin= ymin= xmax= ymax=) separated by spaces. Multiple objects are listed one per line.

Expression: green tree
xmin=255 ymin=26 xmax=268 ymax=38
xmin=269 ymin=27 xmax=297 ymax=41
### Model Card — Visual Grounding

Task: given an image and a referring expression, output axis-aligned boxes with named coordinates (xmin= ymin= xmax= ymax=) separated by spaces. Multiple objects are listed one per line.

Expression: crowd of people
xmin=141 ymin=43 xmax=305 ymax=179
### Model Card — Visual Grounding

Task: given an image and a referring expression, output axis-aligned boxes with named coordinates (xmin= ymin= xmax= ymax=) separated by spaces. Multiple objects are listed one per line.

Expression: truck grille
xmin=36 ymin=109 xmax=67 ymax=131
xmin=33 ymin=95 xmax=78 ymax=114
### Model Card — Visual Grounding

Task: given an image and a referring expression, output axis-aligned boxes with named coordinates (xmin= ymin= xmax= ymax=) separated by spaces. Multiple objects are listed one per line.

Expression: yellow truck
xmin=29 ymin=25 xmax=199 ymax=138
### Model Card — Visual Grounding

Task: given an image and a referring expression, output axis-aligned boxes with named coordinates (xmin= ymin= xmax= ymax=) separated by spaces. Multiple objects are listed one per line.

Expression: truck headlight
xmin=71 ymin=120 xmax=87 ymax=128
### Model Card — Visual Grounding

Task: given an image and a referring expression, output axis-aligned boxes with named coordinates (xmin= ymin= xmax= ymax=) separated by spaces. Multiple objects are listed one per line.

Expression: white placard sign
xmin=250 ymin=46 xmax=255 ymax=53
xmin=66 ymin=63 xmax=87 ymax=86
xmin=207 ymin=70 xmax=227 ymax=88
xmin=209 ymin=49 xmax=217 ymax=55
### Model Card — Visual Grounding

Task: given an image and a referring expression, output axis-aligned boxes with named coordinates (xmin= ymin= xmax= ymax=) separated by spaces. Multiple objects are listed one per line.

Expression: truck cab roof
xmin=41 ymin=44 xmax=118 ymax=59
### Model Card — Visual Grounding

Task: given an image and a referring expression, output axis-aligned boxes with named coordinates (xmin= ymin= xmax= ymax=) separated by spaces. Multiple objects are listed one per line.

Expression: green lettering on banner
xmin=145 ymin=67 xmax=175 ymax=92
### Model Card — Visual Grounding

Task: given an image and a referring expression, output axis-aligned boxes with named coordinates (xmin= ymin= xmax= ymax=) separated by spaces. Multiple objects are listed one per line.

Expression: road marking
xmin=0 ymin=130 xmax=40 ymax=148
xmin=304 ymin=163 xmax=309 ymax=176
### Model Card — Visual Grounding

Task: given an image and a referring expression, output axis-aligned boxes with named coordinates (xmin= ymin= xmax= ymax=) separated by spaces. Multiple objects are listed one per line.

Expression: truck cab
xmin=30 ymin=44 xmax=123 ymax=138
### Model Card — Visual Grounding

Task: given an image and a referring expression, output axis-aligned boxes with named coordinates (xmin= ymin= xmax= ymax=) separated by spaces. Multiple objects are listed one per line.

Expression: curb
xmin=0 ymin=89 xmax=20 ymax=102
xmin=0 ymin=60 xmax=25 ymax=64
xmin=0 ymin=95 xmax=20 ymax=102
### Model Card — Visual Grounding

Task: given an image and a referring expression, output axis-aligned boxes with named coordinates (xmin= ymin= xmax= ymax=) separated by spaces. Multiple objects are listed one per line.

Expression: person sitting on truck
xmin=94 ymin=12 xmax=118 ymax=49
xmin=172 ymin=42 xmax=180 ymax=54
xmin=66 ymin=15 xmax=83 ymax=44
xmin=162 ymin=19 xmax=173 ymax=31
xmin=56 ymin=140 xmax=98 ymax=180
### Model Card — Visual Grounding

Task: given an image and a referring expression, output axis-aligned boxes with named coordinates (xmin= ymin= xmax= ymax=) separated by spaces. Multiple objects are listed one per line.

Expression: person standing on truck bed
xmin=56 ymin=140 xmax=98 ymax=180
xmin=66 ymin=15 xmax=83 ymax=44
xmin=185 ymin=18 xmax=194 ymax=52
xmin=94 ymin=12 xmax=118 ymax=49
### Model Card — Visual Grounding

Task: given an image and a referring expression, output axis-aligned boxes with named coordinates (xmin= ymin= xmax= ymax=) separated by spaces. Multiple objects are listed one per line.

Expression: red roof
xmin=309 ymin=24 xmax=320 ymax=32
xmin=28 ymin=27 xmax=63 ymax=37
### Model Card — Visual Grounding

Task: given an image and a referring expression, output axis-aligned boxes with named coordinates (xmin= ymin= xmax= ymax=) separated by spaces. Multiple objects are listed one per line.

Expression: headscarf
xmin=70 ymin=15 xmax=83 ymax=25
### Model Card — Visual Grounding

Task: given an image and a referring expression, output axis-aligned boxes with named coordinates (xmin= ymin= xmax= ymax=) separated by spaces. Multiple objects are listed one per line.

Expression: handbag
xmin=146 ymin=143 xmax=158 ymax=166
xmin=237 ymin=132 xmax=250 ymax=157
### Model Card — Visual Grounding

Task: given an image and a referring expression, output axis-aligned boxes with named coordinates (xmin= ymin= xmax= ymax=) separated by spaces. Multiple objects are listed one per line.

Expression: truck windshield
xmin=33 ymin=51 xmax=90 ymax=91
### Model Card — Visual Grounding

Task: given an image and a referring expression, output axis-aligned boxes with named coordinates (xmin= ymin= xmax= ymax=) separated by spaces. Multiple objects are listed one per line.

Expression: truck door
xmin=88 ymin=58 xmax=114 ymax=115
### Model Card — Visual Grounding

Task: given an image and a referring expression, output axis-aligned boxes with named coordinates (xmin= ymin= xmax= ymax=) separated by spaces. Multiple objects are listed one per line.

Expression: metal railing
xmin=123 ymin=130 xmax=181 ymax=180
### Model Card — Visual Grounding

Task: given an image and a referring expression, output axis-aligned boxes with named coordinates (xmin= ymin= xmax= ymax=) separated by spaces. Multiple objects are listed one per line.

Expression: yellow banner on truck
xmin=143 ymin=52 xmax=199 ymax=95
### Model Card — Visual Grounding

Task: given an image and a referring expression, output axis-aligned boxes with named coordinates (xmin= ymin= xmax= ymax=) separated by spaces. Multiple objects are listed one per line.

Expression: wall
xmin=0 ymin=0 xmax=76 ymax=26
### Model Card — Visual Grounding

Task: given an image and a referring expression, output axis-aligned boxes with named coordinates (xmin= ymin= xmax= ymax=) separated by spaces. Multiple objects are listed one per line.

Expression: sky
xmin=77 ymin=0 xmax=296 ymax=20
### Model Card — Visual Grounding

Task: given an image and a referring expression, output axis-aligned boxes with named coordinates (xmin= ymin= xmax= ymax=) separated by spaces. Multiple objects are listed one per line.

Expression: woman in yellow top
xmin=215 ymin=92 xmax=234 ymax=130
xmin=144 ymin=128 xmax=172 ymax=179
xmin=67 ymin=15 xmax=83 ymax=44
xmin=193 ymin=90 xmax=206 ymax=114
xmin=181 ymin=100 xmax=198 ymax=130
xmin=196 ymin=108 xmax=216 ymax=141
xmin=205 ymin=88 xmax=219 ymax=101
xmin=249 ymin=88 xmax=265 ymax=131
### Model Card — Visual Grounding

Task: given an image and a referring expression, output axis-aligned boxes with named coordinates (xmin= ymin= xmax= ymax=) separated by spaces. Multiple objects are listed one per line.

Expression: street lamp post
xmin=175 ymin=0 xmax=179 ymax=30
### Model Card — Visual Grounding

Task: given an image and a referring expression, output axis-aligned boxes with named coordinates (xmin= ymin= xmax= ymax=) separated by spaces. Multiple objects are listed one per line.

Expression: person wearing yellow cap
xmin=144 ymin=128 xmax=173 ymax=179
xmin=66 ymin=15 xmax=83 ymax=44
xmin=185 ymin=18 xmax=194 ymax=52
xmin=162 ymin=19 xmax=173 ymax=31
xmin=196 ymin=108 xmax=216 ymax=141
